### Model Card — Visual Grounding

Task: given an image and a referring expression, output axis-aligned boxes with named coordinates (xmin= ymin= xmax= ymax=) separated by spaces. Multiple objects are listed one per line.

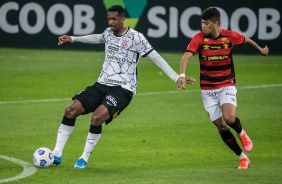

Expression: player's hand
xmin=58 ymin=35 xmax=72 ymax=46
xmin=185 ymin=77 xmax=196 ymax=84
xmin=260 ymin=45 xmax=269 ymax=56
xmin=177 ymin=77 xmax=186 ymax=89
xmin=177 ymin=76 xmax=195 ymax=89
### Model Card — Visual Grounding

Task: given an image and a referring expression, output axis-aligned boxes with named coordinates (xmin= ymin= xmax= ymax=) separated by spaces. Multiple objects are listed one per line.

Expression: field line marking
xmin=0 ymin=155 xmax=37 ymax=183
xmin=0 ymin=83 xmax=281 ymax=105
xmin=0 ymin=98 xmax=70 ymax=104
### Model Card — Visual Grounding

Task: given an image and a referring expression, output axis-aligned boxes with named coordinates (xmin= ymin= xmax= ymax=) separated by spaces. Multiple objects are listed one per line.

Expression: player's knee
xmin=216 ymin=124 xmax=229 ymax=133
xmin=91 ymin=114 xmax=104 ymax=126
xmin=213 ymin=117 xmax=228 ymax=133
xmin=64 ymin=106 xmax=79 ymax=119
xmin=223 ymin=114 xmax=235 ymax=124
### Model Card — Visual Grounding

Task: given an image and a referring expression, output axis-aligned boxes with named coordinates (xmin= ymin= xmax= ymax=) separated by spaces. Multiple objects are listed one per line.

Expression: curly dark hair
xmin=107 ymin=5 xmax=125 ymax=17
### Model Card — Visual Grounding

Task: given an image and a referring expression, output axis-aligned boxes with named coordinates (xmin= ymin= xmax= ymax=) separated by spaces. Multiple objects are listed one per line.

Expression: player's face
xmin=107 ymin=11 xmax=125 ymax=35
xmin=201 ymin=19 xmax=218 ymax=37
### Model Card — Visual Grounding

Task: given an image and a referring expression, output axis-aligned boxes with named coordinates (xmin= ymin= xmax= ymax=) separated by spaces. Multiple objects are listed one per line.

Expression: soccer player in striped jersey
xmin=52 ymin=5 xmax=195 ymax=169
xmin=178 ymin=7 xmax=269 ymax=169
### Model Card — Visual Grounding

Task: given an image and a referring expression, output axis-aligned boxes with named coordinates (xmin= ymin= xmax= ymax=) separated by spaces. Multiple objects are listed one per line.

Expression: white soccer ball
xmin=32 ymin=147 xmax=54 ymax=167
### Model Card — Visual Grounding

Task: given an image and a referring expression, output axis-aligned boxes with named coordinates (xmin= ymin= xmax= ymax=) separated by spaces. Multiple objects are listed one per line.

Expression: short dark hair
xmin=201 ymin=7 xmax=220 ymax=23
xmin=107 ymin=5 xmax=125 ymax=17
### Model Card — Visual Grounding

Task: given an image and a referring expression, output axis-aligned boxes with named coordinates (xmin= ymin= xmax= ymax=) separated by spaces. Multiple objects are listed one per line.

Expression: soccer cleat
xmin=74 ymin=158 xmax=87 ymax=168
xmin=238 ymin=157 xmax=250 ymax=169
xmin=238 ymin=130 xmax=253 ymax=152
xmin=53 ymin=155 xmax=62 ymax=165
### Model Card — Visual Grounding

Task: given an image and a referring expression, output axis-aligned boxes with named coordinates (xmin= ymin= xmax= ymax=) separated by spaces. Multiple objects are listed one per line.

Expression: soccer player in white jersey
xmin=53 ymin=5 xmax=195 ymax=168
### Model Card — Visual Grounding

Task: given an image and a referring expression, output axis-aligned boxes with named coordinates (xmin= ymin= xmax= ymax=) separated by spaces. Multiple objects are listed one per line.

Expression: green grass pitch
xmin=0 ymin=48 xmax=282 ymax=183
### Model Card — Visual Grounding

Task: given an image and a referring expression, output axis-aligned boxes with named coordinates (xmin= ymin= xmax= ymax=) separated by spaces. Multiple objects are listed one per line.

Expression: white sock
xmin=80 ymin=132 xmax=101 ymax=162
xmin=239 ymin=152 xmax=247 ymax=159
xmin=53 ymin=124 xmax=74 ymax=157
xmin=238 ymin=129 xmax=245 ymax=137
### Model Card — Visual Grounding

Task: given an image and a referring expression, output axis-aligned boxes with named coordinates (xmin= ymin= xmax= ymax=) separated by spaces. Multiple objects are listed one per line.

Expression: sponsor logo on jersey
xmin=203 ymin=45 xmax=210 ymax=50
xmin=202 ymin=42 xmax=231 ymax=50
xmin=210 ymin=45 xmax=221 ymax=49
xmin=201 ymin=55 xmax=229 ymax=61
xmin=105 ymin=78 xmax=127 ymax=85
xmin=108 ymin=46 xmax=119 ymax=51
xmin=106 ymin=54 xmax=127 ymax=63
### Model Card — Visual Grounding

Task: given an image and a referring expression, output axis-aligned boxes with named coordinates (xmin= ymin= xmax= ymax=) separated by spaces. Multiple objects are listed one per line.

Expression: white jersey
xmin=97 ymin=27 xmax=153 ymax=94
xmin=72 ymin=27 xmax=179 ymax=94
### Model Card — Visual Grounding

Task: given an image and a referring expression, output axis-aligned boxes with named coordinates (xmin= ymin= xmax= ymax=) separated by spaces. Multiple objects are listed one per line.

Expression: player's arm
xmin=244 ymin=37 xmax=269 ymax=56
xmin=58 ymin=34 xmax=105 ymax=46
xmin=147 ymin=50 xmax=180 ymax=82
xmin=178 ymin=51 xmax=194 ymax=89
xmin=147 ymin=50 xmax=195 ymax=86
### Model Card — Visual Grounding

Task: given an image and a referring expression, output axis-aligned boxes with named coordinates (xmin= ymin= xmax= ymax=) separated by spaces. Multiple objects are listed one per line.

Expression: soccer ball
xmin=32 ymin=147 xmax=54 ymax=167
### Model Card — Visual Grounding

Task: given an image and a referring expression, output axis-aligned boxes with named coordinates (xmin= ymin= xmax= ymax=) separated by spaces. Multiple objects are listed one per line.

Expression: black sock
xmin=220 ymin=129 xmax=242 ymax=156
xmin=229 ymin=117 xmax=242 ymax=134
xmin=89 ymin=125 xmax=102 ymax=134
xmin=62 ymin=116 xmax=76 ymax=126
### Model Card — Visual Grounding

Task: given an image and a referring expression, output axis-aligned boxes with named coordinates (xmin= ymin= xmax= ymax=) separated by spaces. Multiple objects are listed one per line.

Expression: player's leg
xmin=213 ymin=116 xmax=243 ymax=156
xmin=203 ymin=87 xmax=250 ymax=169
xmin=74 ymin=85 xmax=133 ymax=168
xmin=53 ymin=84 xmax=103 ymax=165
xmin=53 ymin=99 xmax=85 ymax=164
xmin=209 ymin=104 xmax=244 ymax=158
xmin=74 ymin=104 xmax=109 ymax=168
xmin=221 ymin=87 xmax=253 ymax=153
xmin=220 ymin=87 xmax=251 ymax=169
xmin=213 ymin=116 xmax=250 ymax=169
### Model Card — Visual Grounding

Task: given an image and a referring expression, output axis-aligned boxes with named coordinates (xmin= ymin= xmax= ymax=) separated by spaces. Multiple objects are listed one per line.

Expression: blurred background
xmin=0 ymin=0 xmax=281 ymax=54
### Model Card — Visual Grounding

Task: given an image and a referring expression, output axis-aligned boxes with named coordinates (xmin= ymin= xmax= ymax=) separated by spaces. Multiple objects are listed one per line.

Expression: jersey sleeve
xmin=101 ymin=28 xmax=110 ymax=41
xmin=186 ymin=33 xmax=202 ymax=54
xmin=72 ymin=34 xmax=105 ymax=44
xmin=134 ymin=32 xmax=154 ymax=57
xmin=229 ymin=30 xmax=245 ymax=46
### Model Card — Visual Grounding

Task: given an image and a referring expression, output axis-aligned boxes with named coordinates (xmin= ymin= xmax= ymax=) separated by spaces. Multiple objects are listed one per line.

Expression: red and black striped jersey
xmin=186 ymin=29 xmax=245 ymax=90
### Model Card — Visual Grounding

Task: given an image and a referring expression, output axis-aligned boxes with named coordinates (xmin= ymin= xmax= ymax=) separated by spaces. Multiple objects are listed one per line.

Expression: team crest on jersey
xmin=223 ymin=43 xmax=229 ymax=50
xmin=204 ymin=38 xmax=209 ymax=42
xmin=221 ymin=37 xmax=228 ymax=43
xmin=120 ymin=39 xmax=130 ymax=49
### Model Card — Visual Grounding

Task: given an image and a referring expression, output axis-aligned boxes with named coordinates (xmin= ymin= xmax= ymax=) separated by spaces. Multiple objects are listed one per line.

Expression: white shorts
xmin=201 ymin=86 xmax=237 ymax=122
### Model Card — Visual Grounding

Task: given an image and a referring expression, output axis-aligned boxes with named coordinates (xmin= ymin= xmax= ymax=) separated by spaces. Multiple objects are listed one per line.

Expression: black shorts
xmin=72 ymin=82 xmax=133 ymax=124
